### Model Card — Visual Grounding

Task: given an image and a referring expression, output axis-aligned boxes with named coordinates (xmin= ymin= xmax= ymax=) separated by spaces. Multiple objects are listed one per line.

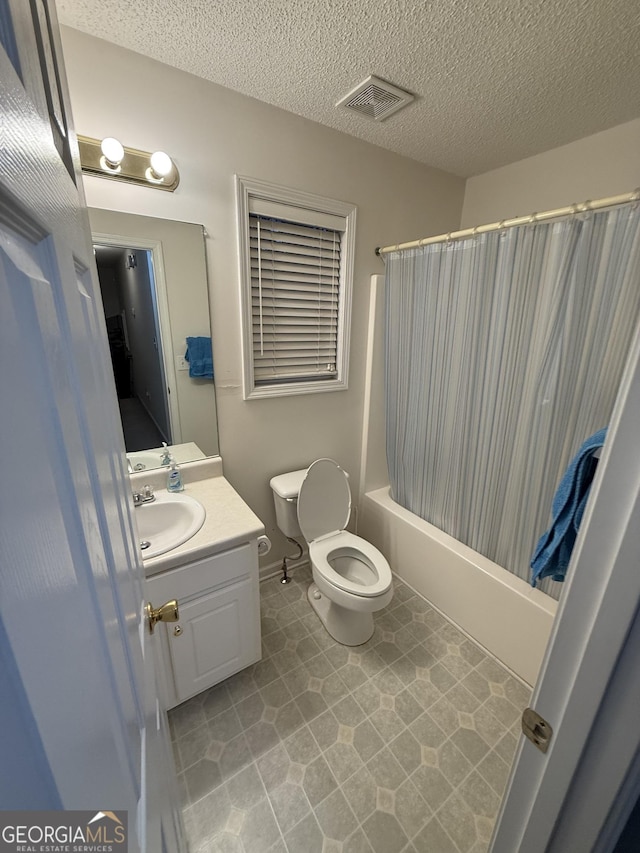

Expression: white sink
xmin=128 ymin=450 xmax=164 ymax=471
xmin=135 ymin=491 xmax=206 ymax=559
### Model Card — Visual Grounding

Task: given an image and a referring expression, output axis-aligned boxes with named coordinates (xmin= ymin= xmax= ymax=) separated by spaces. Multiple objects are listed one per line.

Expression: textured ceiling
xmin=57 ymin=0 xmax=640 ymax=177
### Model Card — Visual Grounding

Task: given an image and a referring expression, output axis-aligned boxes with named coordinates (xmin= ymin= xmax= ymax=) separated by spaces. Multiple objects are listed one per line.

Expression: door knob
xmin=145 ymin=599 xmax=179 ymax=634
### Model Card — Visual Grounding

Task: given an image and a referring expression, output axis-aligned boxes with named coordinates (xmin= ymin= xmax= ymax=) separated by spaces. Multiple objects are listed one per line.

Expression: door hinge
xmin=522 ymin=707 xmax=553 ymax=753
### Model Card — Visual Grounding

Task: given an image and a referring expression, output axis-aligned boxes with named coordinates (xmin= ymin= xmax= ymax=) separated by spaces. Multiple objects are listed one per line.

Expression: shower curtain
xmin=385 ymin=204 xmax=640 ymax=598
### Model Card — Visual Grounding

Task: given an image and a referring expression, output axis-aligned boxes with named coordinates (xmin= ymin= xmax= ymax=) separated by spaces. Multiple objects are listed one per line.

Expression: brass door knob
xmin=145 ymin=599 xmax=179 ymax=634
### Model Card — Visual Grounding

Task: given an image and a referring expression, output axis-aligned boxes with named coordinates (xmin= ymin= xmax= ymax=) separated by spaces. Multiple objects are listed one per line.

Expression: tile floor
xmin=169 ymin=566 xmax=531 ymax=853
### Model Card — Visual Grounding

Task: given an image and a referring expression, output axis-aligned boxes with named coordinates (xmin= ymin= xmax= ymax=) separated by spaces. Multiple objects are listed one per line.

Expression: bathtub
xmin=359 ymin=487 xmax=557 ymax=686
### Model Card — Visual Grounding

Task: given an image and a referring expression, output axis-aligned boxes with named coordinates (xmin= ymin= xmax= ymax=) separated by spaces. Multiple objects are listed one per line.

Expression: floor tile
xmin=245 ymin=720 xmax=280 ymax=759
xmin=324 ymin=740 xmax=363 ymax=784
xmin=170 ymin=695 xmax=206 ymax=740
xmin=438 ymin=738 xmax=473 ymax=787
xmin=284 ymin=724 xmax=321 ymax=765
xmin=394 ymin=687 xmax=424 ymax=724
xmin=257 ymin=743 xmax=290 ymax=792
xmin=303 ymin=754 xmax=339 ymax=806
xmin=477 ymin=748 xmax=512 ymax=796
xmin=343 ymin=827 xmax=375 ymax=853
xmin=394 ymin=777 xmax=431 ymax=838
xmin=411 ymin=763 xmax=453 ymax=811
xmin=225 ymin=763 xmax=265 ymax=810
xmin=342 ymin=766 xmax=378 ymax=823
xmin=366 ymin=747 xmax=407 ymax=792
xmin=177 ymin=721 xmax=211 ymax=770
xmin=172 ymin=574 xmax=528 ymax=853
xmin=352 ymin=718 xmax=385 ymax=763
xmin=369 ymin=707 xmax=406 ymax=742
xmin=309 ymin=709 xmax=340 ymax=750
xmin=201 ymin=682 xmax=233 ymax=720
xmin=437 ymin=791 xmax=479 ymax=853
xmin=361 ymin=809 xmax=409 ymax=853
xmin=413 ymin=816 xmax=458 ymax=852
xmin=269 ymin=780 xmax=312 ymax=834
xmin=314 ymin=788 xmax=359 ymax=841
xmin=274 ymin=699 xmax=305 ymax=739
xmin=284 ymin=812 xmax=324 ymax=853
xmin=239 ymin=797 xmax=281 ymax=853
xmin=218 ymin=733 xmax=253 ymax=781
xmin=389 ymin=729 xmax=423 ymax=775
xmin=459 ymin=769 xmax=502 ymax=818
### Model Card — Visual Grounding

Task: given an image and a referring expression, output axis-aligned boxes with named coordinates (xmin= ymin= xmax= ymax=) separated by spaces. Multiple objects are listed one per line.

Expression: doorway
xmin=95 ymin=244 xmax=172 ymax=451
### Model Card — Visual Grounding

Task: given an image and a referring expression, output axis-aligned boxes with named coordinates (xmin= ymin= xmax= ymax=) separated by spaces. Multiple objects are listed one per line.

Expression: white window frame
xmin=236 ymin=175 xmax=356 ymax=400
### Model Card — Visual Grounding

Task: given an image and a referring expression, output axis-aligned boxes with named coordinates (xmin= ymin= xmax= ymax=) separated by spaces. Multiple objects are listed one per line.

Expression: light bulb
xmin=100 ymin=136 xmax=124 ymax=166
xmin=149 ymin=151 xmax=173 ymax=179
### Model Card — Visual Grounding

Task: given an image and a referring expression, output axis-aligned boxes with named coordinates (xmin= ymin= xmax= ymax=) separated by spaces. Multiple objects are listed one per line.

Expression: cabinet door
xmin=168 ymin=577 xmax=258 ymax=704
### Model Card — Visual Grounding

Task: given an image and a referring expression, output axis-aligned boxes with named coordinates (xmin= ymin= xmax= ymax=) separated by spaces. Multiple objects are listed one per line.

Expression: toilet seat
xmin=297 ymin=458 xmax=351 ymax=543
xmin=299 ymin=459 xmax=392 ymax=599
xmin=309 ymin=531 xmax=392 ymax=598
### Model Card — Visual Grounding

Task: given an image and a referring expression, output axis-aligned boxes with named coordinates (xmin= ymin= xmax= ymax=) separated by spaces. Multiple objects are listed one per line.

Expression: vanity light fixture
xmin=100 ymin=136 xmax=124 ymax=171
xmin=147 ymin=150 xmax=174 ymax=182
xmin=78 ymin=135 xmax=180 ymax=192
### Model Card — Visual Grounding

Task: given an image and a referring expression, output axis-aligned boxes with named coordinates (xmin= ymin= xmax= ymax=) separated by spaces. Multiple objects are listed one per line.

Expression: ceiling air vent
xmin=337 ymin=75 xmax=414 ymax=121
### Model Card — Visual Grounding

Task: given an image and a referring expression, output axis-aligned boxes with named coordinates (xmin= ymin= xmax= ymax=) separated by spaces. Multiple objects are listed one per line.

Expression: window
xmin=236 ymin=176 xmax=356 ymax=399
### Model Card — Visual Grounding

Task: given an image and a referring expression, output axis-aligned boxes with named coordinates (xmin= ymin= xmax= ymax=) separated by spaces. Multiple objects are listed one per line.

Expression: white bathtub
xmin=360 ymin=487 xmax=557 ymax=686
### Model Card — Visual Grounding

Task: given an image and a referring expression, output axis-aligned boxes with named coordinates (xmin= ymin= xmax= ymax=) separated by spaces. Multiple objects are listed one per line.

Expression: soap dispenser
xmin=166 ymin=457 xmax=184 ymax=492
xmin=160 ymin=442 xmax=172 ymax=466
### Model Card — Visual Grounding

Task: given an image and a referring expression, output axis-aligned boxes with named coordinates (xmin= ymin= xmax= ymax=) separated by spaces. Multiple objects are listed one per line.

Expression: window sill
xmin=244 ymin=377 xmax=348 ymax=400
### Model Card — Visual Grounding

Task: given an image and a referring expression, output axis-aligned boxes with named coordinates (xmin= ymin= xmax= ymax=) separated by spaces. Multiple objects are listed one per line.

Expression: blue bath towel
xmin=185 ymin=336 xmax=214 ymax=379
xmin=530 ymin=428 xmax=607 ymax=587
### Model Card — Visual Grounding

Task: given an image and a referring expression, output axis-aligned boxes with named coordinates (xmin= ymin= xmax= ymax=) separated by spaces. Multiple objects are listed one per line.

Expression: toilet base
xmin=307 ymin=583 xmax=374 ymax=646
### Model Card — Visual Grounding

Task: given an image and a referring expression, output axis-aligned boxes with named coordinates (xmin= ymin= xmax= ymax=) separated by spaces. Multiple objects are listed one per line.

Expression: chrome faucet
xmin=132 ymin=485 xmax=156 ymax=506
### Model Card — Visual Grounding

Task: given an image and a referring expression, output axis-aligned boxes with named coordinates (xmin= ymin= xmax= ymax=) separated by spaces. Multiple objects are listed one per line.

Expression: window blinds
xmin=250 ymin=212 xmax=342 ymax=385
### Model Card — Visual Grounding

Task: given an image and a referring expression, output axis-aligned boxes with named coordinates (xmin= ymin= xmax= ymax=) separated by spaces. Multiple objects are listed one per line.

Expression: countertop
xmin=132 ymin=459 xmax=265 ymax=576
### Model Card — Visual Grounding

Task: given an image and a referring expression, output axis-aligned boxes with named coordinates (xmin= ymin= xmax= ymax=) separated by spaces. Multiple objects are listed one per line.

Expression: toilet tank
xmin=269 ymin=468 xmax=308 ymax=539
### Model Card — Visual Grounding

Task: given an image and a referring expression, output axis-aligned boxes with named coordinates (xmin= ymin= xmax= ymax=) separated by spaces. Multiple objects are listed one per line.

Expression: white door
xmin=0 ymin=3 xmax=183 ymax=850
xmin=491 ymin=328 xmax=640 ymax=851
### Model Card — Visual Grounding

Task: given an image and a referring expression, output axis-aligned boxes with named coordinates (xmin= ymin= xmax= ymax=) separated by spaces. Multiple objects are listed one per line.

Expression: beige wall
xmin=60 ymin=27 xmax=465 ymax=565
xmin=462 ymin=118 xmax=640 ymax=227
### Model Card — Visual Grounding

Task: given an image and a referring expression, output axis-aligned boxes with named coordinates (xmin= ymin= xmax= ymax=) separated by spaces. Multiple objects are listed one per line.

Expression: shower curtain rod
xmin=375 ymin=189 xmax=640 ymax=256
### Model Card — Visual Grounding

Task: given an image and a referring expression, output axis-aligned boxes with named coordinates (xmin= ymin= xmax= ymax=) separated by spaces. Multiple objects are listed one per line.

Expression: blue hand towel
xmin=530 ymin=428 xmax=607 ymax=587
xmin=185 ymin=336 xmax=214 ymax=379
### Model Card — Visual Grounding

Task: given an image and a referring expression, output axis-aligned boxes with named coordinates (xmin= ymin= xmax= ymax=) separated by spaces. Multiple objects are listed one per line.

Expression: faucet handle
xmin=132 ymin=485 xmax=155 ymax=506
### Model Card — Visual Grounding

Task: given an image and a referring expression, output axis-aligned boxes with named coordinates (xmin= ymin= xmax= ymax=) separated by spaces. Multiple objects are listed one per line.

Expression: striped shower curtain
xmin=384 ymin=204 xmax=640 ymax=598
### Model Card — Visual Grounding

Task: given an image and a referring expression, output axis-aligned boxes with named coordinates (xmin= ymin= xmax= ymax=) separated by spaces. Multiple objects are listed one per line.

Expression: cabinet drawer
xmin=168 ymin=577 xmax=259 ymax=704
xmin=147 ymin=543 xmax=253 ymax=602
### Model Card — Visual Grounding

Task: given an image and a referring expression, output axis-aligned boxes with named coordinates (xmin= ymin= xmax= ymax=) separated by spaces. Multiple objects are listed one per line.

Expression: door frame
xmin=93 ymin=230 xmax=182 ymax=445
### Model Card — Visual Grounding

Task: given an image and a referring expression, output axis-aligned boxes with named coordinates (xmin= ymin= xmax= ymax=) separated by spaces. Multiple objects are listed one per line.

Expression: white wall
xmin=60 ymin=27 xmax=465 ymax=566
xmin=461 ymin=118 xmax=640 ymax=227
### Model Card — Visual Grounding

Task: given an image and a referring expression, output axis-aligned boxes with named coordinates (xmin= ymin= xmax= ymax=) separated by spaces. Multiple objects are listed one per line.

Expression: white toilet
xmin=270 ymin=459 xmax=393 ymax=645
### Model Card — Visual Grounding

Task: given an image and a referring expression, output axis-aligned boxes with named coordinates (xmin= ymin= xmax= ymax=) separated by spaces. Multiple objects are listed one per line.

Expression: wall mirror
xmin=90 ymin=208 xmax=219 ymax=470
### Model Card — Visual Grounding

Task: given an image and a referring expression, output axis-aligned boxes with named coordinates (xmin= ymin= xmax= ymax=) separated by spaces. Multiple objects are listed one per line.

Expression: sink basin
xmin=128 ymin=450 xmax=164 ymax=471
xmin=135 ymin=491 xmax=206 ymax=559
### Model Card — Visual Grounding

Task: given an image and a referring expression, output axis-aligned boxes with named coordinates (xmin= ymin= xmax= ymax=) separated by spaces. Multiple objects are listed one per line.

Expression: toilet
xmin=270 ymin=459 xmax=393 ymax=645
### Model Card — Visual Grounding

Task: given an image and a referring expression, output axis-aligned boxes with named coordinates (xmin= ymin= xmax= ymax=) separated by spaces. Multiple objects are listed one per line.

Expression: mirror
xmin=90 ymin=208 xmax=219 ymax=470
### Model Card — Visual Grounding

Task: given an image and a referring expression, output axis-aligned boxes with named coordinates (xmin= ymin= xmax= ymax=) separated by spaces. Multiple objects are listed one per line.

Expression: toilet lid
xmin=297 ymin=458 xmax=351 ymax=543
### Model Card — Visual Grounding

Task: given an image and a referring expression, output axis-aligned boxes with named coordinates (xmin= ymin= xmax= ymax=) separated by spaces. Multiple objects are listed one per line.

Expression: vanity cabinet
xmin=146 ymin=541 xmax=261 ymax=709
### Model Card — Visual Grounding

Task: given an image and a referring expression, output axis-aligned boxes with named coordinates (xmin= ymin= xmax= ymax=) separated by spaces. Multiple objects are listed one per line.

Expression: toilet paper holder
xmin=257 ymin=534 xmax=271 ymax=556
